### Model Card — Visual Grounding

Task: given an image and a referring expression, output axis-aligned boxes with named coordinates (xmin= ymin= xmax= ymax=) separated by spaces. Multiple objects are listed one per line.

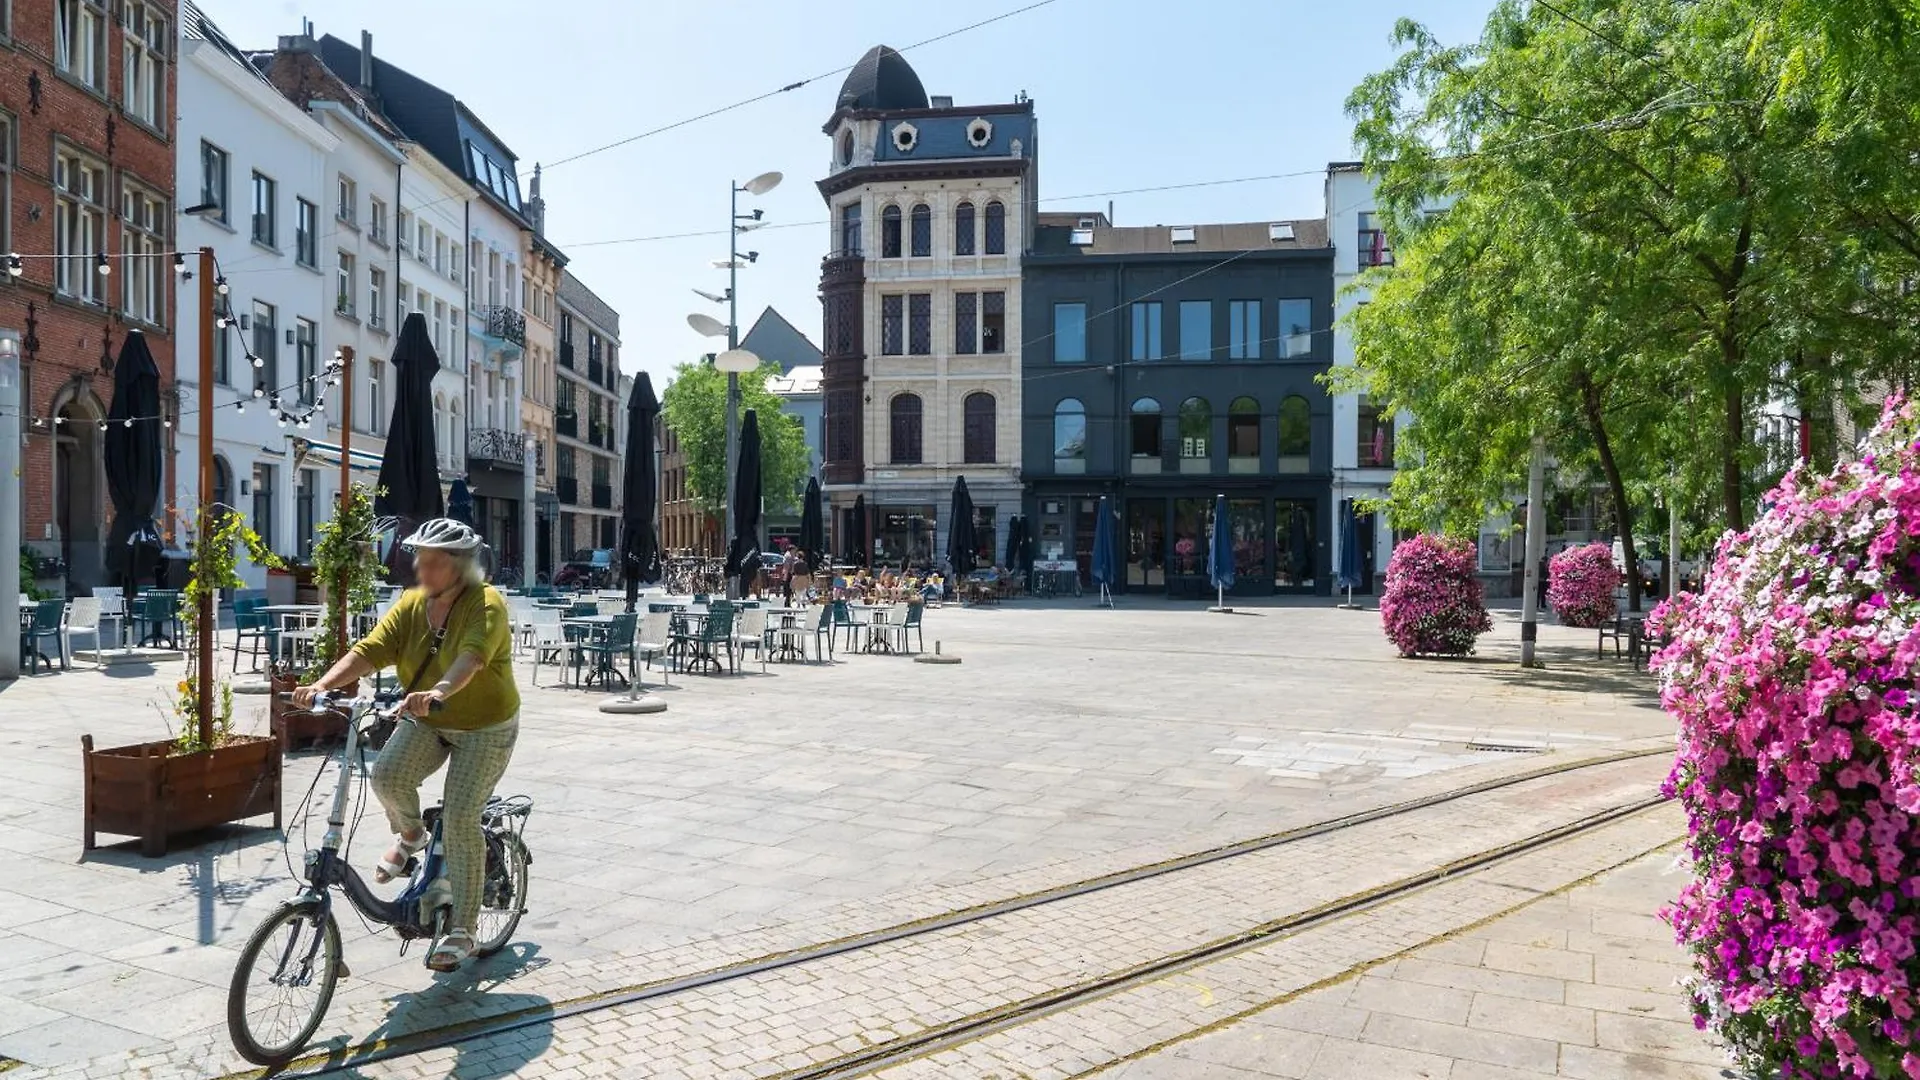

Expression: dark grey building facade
xmin=1021 ymin=217 xmax=1340 ymax=597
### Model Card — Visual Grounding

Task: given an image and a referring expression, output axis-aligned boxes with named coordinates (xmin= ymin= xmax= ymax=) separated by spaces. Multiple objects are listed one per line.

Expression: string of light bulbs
xmin=4 ymin=248 xmax=350 ymax=432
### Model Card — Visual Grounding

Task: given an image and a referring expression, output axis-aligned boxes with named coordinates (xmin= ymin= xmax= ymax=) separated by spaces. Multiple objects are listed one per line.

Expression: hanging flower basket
xmin=1547 ymin=543 xmax=1621 ymax=629
xmin=1654 ymin=396 xmax=1920 ymax=1078
xmin=1379 ymin=533 xmax=1491 ymax=657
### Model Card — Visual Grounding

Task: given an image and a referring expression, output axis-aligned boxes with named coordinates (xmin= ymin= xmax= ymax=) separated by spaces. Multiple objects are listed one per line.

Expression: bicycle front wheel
xmin=227 ymin=901 xmax=341 ymax=1067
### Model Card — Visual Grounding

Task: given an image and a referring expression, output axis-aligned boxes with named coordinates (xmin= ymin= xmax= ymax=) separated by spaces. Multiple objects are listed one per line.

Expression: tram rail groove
xmin=243 ymin=744 xmax=1674 ymax=1080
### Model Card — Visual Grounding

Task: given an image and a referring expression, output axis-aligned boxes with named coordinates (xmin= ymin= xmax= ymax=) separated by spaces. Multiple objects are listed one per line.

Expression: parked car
xmin=556 ymin=548 xmax=614 ymax=589
xmin=1611 ymin=538 xmax=1698 ymax=595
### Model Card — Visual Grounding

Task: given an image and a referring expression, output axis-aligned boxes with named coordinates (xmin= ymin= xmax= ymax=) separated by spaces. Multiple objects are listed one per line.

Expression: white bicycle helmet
xmin=400 ymin=517 xmax=483 ymax=554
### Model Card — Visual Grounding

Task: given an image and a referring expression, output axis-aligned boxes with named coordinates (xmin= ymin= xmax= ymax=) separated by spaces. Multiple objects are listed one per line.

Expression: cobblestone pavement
xmin=0 ymin=600 xmax=1686 ymax=1077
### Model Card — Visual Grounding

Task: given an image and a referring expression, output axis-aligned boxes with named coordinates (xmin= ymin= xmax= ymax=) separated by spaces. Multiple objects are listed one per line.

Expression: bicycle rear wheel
xmin=227 ymin=901 xmax=341 ymax=1066
xmin=473 ymin=832 xmax=529 ymax=957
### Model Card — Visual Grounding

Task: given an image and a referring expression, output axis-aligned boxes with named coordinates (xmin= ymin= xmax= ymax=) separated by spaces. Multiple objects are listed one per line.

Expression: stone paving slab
xmin=0 ymin=601 xmax=1672 ymax=1074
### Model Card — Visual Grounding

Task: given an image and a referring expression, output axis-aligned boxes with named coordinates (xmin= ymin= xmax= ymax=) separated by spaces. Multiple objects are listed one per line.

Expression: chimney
xmin=359 ymin=31 xmax=374 ymax=98
xmin=528 ymin=164 xmax=547 ymax=237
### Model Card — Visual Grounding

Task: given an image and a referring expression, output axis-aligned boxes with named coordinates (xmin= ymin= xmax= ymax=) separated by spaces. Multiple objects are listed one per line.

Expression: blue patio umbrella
xmin=1207 ymin=494 xmax=1235 ymax=611
xmin=1090 ymin=497 xmax=1119 ymax=606
xmin=1336 ymin=499 xmax=1362 ymax=606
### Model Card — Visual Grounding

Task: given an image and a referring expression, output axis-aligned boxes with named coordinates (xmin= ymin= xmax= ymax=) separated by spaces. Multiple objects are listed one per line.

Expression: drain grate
xmin=1467 ymin=740 xmax=1551 ymax=754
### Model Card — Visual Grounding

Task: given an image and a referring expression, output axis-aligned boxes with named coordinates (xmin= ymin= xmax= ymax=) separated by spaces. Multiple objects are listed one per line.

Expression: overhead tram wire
xmin=542 ymin=0 xmax=1065 ymax=171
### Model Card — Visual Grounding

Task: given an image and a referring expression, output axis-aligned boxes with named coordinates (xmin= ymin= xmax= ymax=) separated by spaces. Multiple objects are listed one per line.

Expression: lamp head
xmin=686 ymin=312 xmax=728 ymax=338
xmin=741 ymin=171 xmax=782 ymax=197
xmin=714 ymin=348 xmax=761 ymax=374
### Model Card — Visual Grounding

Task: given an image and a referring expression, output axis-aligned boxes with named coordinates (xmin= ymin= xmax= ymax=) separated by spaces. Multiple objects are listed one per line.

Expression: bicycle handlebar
xmin=275 ymin=691 xmax=442 ymax=716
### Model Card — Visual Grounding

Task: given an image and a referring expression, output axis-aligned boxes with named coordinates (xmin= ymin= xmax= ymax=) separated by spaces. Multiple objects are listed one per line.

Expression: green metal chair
xmin=830 ymin=599 xmax=869 ymax=653
xmin=671 ymin=606 xmax=735 ymax=674
xmin=133 ymin=589 xmax=183 ymax=649
xmin=892 ymin=603 xmax=925 ymax=655
xmin=570 ymin=612 xmax=637 ymax=689
xmin=21 ymin=599 xmax=66 ymax=673
xmin=231 ymin=595 xmax=275 ymax=670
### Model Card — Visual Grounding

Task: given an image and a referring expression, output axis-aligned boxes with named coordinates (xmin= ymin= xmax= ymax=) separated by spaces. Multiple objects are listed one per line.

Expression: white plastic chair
xmin=91 ymin=587 xmax=125 ymax=649
xmin=635 ymin=610 xmax=672 ymax=687
xmin=504 ymin=598 xmax=534 ymax=654
xmin=64 ymin=597 xmax=104 ymax=667
xmin=596 ymin=598 xmax=626 ymax=617
xmin=733 ymin=607 xmax=769 ymax=672
xmin=527 ymin=607 xmax=567 ymax=686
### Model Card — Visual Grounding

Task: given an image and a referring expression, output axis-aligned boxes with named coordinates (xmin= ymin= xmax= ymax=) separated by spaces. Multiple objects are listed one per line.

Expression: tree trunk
xmin=1576 ymin=368 xmax=1641 ymax=612
xmin=1722 ymin=382 xmax=1746 ymax=532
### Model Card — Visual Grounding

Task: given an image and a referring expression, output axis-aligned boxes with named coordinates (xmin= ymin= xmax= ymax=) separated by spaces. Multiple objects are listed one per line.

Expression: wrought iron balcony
xmin=591 ymin=483 xmax=613 ymax=509
xmin=480 ymin=305 xmax=526 ymax=347
xmin=467 ymin=427 xmax=527 ymax=469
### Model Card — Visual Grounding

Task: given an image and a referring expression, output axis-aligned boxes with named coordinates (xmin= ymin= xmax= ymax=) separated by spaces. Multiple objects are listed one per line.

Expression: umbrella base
xmin=913 ymin=640 xmax=962 ymax=665
xmin=72 ymin=647 xmax=185 ymax=666
xmin=599 ymin=693 xmax=668 ymax=715
xmin=1336 ymin=603 xmax=1366 ymax=611
xmin=1206 ymin=606 xmax=1235 ymax=614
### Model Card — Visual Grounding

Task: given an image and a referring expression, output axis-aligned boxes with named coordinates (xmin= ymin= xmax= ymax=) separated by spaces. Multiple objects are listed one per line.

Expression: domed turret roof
xmin=835 ymin=45 xmax=928 ymax=112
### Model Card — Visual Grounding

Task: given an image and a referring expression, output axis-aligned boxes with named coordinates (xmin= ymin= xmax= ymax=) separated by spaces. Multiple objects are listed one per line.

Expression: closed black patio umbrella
xmin=104 ymin=331 xmax=163 ymax=594
xmin=375 ymin=313 xmax=444 ymax=584
xmin=947 ymin=475 xmax=978 ymax=577
xmin=446 ymin=479 xmax=475 ymax=526
xmin=724 ymin=409 xmax=763 ymax=598
xmin=798 ymin=476 xmax=825 ymax=571
xmin=621 ymin=372 xmax=662 ymax=611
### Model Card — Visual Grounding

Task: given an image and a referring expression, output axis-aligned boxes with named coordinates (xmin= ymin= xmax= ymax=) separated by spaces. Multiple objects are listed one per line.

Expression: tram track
xmin=240 ymin=744 xmax=1674 ymax=1079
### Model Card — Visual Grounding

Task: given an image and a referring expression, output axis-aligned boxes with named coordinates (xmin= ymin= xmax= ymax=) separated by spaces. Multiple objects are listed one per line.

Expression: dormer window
xmin=967 ymin=118 xmax=993 ymax=148
xmin=1070 ymin=228 xmax=1093 ymax=246
xmin=1269 ymin=222 xmax=1295 ymax=242
xmin=891 ymin=122 xmax=919 ymax=153
xmin=1171 ymin=225 xmax=1197 ymax=243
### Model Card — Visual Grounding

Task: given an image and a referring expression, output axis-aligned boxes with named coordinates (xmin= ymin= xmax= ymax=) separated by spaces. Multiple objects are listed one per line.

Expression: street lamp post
xmin=687 ymin=170 xmax=781 ymax=596
xmin=0 ymin=327 xmax=21 ymax=678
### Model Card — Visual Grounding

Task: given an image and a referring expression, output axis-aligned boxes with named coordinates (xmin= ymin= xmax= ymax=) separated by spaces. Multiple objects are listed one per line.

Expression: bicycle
xmin=225 ymin=692 xmax=534 ymax=1067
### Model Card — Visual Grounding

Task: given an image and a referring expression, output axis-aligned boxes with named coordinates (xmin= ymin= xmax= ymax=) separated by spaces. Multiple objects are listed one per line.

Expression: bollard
xmin=915 ymin=639 xmax=962 ymax=665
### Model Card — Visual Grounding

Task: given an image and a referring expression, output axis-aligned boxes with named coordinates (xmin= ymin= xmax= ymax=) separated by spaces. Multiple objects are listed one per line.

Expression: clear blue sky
xmin=207 ymin=0 xmax=1498 ymax=389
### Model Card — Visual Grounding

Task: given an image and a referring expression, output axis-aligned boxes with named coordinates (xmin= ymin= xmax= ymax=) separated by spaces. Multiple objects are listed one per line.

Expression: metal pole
xmin=724 ymin=180 xmax=741 ymax=598
xmin=0 ymin=336 xmax=21 ymax=678
xmin=197 ymin=248 xmax=216 ymax=747
xmin=1518 ymin=433 xmax=1547 ymax=669
xmin=1668 ymin=478 xmax=1682 ymax=600
xmin=335 ymin=346 xmax=354 ymax=658
xmin=521 ymin=430 xmax=536 ymax=586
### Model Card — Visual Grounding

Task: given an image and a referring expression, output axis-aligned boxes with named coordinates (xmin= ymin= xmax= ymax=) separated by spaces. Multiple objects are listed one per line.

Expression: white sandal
xmin=427 ymin=928 xmax=474 ymax=972
xmin=373 ymin=829 xmax=430 ymax=884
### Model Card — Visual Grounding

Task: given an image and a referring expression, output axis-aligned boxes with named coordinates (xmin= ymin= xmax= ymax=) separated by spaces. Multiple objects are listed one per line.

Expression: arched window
xmin=838 ymin=129 xmax=854 ymax=166
xmin=1179 ymin=396 xmax=1212 ymax=472
xmin=963 ymin=391 xmax=996 ymax=464
xmin=1053 ymin=398 xmax=1086 ymax=474
xmin=889 ymin=393 xmax=922 ymax=465
xmin=1228 ymin=397 xmax=1261 ymax=473
xmin=1278 ymin=395 xmax=1311 ymax=473
xmin=1130 ymin=397 xmax=1162 ymax=473
xmin=954 ymin=201 xmax=976 ymax=256
xmin=881 ymin=205 xmax=902 ymax=258
xmin=910 ymin=203 xmax=931 ymax=257
xmin=984 ymin=200 xmax=1006 ymax=254
xmin=211 ymin=454 xmax=234 ymax=517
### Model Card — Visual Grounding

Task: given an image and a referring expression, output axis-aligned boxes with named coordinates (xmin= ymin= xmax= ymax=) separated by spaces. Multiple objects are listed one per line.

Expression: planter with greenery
xmin=82 ymin=507 xmax=284 ymax=857
xmin=271 ymin=483 xmax=387 ymax=750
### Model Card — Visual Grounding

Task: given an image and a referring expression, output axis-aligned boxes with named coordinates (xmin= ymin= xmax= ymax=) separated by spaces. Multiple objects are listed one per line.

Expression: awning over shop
xmin=290 ymin=438 xmax=383 ymax=474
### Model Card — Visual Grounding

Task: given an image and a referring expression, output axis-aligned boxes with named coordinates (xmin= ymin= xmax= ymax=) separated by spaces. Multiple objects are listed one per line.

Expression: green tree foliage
xmin=1334 ymin=0 xmax=1920 ymax=564
xmin=659 ymin=357 xmax=809 ymax=518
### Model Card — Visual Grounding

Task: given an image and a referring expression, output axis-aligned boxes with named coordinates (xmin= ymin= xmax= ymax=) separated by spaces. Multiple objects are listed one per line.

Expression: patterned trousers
xmin=370 ymin=714 xmax=519 ymax=933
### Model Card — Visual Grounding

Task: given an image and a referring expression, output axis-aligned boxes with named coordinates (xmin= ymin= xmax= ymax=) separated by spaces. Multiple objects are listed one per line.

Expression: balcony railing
xmin=559 ymin=341 xmax=574 ymax=369
xmin=588 ymin=356 xmax=604 ymax=384
xmin=557 ymin=477 xmax=578 ymax=504
xmin=480 ymin=305 xmax=526 ymax=347
xmin=467 ymin=427 xmax=526 ymax=468
xmin=588 ymin=422 xmax=606 ymax=448
xmin=556 ymin=412 xmax=578 ymax=439
xmin=591 ymin=483 xmax=613 ymax=509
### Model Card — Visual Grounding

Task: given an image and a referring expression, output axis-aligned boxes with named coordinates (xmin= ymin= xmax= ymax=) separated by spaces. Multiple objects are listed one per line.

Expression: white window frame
xmin=336 ymin=251 xmax=356 ymax=317
xmin=295 ymin=317 xmax=318 ymax=403
xmin=336 ymin=174 xmax=356 ymax=225
xmin=53 ymin=145 xmax=106 ymax=302
xmin=55 ymin=0 xmax=106 ymax=92
xmin=121 ymin=2 xmax=168 ymax=130
xmin=120 ymin=178 xmax=165 ymax=324
xmin=369 ymin=267 xmax=386 ymax=330
xmin=368 ymin=196 xmax=387 ymax=245
xmin=396 ymin=209 xmax=412 ymax=253
xmin=294 ymin=197 xmax=317 ymax=268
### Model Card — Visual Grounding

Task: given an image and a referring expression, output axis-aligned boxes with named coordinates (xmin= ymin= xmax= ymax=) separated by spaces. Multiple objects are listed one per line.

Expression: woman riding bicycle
xmin=292 ymin=517 xmax=519 ymax=972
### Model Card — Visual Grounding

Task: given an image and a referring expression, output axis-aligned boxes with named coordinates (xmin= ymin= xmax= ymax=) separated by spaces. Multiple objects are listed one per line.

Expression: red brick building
xmin=2 ymin=0 xmax=179 ymax=592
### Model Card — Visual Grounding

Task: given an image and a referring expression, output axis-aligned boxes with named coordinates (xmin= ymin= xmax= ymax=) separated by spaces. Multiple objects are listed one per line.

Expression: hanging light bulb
xmin=163 ymin=419 xmax=172 ymax=429
xmin=235 ymin=401 xmax=245 ymax=414
xmin=95 ymin=253 xmax=110 ymax=276
xmin=97 ymin=420 xmax=108 ymax=432
xmin=215 ymin=275 xmax=229 ymax=295
xmin=123 ymin=417 xmax=133 ymax=428
xmin=6 ymin=254 xmax=22 ymax=277
xmin=276 ymin=415 xmax=288 ymax=429
xmin=52 ymin=416 xmax=64 ymax=426
xmin=32 ymin=417 xmax=45 ymax=428
xmin=172 ymin=253 xmax=187 ymax=275
xmin=251 ymin=354 xmax=264 ymax=369
xmin=268 ymin=393 xmax=280 ymax=409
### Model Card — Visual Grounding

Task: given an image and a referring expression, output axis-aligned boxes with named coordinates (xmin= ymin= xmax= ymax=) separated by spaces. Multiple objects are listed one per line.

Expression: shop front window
xmin=1229 ymin=498 xmax=1267 ymax=587
xmin=1171 ymin=498 xmax=1208 ymax=578
xmin=875 ymin=507 xmax=935 ymax=568
xmin=1275 ymin=499 xmax=1317 ymax=590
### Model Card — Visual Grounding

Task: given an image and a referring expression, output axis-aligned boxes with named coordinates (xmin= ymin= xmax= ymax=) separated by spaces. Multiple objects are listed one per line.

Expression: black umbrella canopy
xmin=947 ymin=475 xmax=978 ymax=576
xmin=1004 ymin=515 xmax=1023 ymax=571
xmin=103 ymin=331 xmax=163 ymax=585
xmin=798 ymin=476 xmax=825 ymax=570
xmin=446 ymin=479 xmax=475 ymax=526
xmin=725 ymin=409 xmax=763 ymax=596
xmin=376 ymin=312 xmax=444 ymax=584
xmin=622 ymin=372 xmax=662 ymax=609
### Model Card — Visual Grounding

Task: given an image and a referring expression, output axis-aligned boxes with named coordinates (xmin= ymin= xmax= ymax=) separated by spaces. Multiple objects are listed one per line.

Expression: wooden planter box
xmin=82 ymin=734 xmax=282 ymax=857
xmin=268 ymin=671 xmax=351 ymax=752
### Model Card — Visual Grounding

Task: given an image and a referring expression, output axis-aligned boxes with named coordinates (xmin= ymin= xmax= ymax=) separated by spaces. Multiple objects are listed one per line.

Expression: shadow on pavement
xmin=310 ymin=942 xmax=555 ymax=1079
